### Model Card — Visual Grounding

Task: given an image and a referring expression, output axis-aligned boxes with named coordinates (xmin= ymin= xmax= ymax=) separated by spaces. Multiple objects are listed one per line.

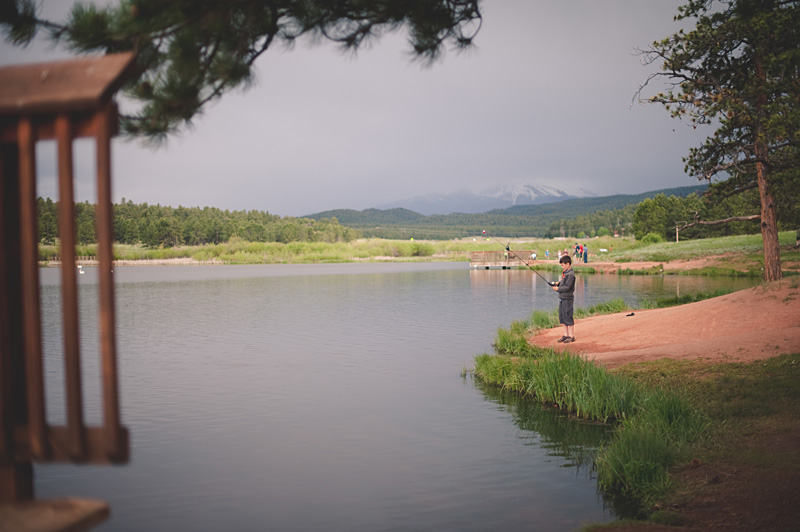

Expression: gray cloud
xmin=1 ymin=0 xmax=708 ymax=216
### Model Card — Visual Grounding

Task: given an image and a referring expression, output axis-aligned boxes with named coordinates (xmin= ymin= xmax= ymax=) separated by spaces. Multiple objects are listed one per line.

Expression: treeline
xmin=631 ymin=166 xmax=800 ymax=242
xmin=544 ymin=204 xmax=638 ymax=239
xmin=631 ymin=189 xmax=763 ymax=241
xmin=547 ymin=187 xmax=774 ymax=242
xmin=37 ymin=198 xmax=361 ymax=247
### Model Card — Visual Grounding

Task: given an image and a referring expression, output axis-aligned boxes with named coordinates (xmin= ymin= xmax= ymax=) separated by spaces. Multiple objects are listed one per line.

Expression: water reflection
xmin=474 ymin=379 xmax=646 ymax=519
xmin=476 ymin=380 xmax=610 ymax=472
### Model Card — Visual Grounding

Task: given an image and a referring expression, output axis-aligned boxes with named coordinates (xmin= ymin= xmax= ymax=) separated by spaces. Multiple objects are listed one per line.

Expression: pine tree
xmin=639 ymin=0 xmax=800 ymax=281
xmin=1 ymin=0 xmax=481 ymax=142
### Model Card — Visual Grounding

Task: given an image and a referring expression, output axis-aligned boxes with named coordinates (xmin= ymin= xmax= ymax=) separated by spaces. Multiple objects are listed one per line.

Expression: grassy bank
xmin=470 ymin=289 xmax=755 ymax=513
xmin=472 ymin=345 xmax=707 ymax=511
xmin=589 ymin=352 xmax=800 ymax=530
xmin=39 ymin=238 xmax=451 ymax=264
xmin=471 ymin=285 xmax=800 ymax=527
xmin=38 ymin=232 xmax=798 ymax=278
xmin=37 ymin=235 xmax=640 ymax=264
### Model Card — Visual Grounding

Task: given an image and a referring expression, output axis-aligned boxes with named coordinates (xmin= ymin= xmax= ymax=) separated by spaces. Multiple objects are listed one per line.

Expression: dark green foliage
xmin=640 ymin=232 xmax=665 ymax=244
xmin=37 ymin=197 xmax=57 ymax=244
xmin=0 ymin=0 xmax=482 ymax=141
xmin=641 ymin=0 xmax=800 ymax=279
xmin=35 ymin=197 xmax=360 ymax=247
xmin=633 ymin=187 xmax=765 ymax=241
xmin=307 ymin=208 xmax=426 ymax=226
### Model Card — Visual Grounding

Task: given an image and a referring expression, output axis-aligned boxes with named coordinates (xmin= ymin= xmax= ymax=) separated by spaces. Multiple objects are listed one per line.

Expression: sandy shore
xmin=530 ymin=278 xmax=800 ymax=368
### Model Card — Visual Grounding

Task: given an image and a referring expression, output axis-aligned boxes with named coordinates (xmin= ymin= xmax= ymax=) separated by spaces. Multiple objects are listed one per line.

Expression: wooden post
xmin=17 ymin=118 xmax=48 ymax=462
xmin=56 ymin=114 xmax=87 ymax=461
xmin=95 ymin=103 xmax=123 ymax=462
xmin=0 ymin=140 xmax=35 ymax=501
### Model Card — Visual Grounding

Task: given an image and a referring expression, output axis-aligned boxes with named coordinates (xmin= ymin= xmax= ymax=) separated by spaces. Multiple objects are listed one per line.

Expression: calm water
xmin=35 ymin=264 xmax=758 ymax=531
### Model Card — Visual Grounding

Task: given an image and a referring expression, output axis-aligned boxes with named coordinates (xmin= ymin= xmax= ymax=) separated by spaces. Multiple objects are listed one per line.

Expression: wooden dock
xmin=469 ymin=250 xmax=538 ymax=269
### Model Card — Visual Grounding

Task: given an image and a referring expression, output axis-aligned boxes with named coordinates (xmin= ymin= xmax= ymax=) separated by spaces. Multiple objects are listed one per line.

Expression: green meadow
xmin=39 ymin=231 xmax=799 ymax=277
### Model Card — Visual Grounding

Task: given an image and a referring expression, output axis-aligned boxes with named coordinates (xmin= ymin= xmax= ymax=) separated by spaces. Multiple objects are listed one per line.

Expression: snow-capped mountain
xmin=376 ymin=183 xmax=596 ymax=215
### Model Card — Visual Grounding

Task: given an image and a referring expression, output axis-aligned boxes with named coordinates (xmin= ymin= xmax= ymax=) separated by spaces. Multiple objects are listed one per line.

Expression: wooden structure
xmin=469 ymin=250 xmax=538 ymax=269
xmin=0 ymin=53 xmax=134 ymax=530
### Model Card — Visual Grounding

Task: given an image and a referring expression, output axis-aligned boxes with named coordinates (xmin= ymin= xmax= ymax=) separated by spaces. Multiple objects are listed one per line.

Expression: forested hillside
xmin=38 ymin=183 xmax=772 ymax=247
xmin=306 ymin=185 xmax=706 ymax=239
xmin=37 ymin=199 xmax=361 ymax=247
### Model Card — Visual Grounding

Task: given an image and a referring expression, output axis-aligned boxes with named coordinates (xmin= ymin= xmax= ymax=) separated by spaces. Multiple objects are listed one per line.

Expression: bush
xmin=641 ymin=232 xmax=665 ymax=244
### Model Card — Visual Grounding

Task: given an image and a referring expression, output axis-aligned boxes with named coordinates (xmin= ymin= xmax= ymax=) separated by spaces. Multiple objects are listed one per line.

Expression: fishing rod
xmin=481 ymin=230 xmax=556 ymax=286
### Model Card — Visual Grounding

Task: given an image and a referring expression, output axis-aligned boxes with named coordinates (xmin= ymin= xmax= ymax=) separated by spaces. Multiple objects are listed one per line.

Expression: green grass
xmin=492 ymin=299 xmax=630 ymax=359
xmin=471 ymin=296 xmax=735 ymax=511
xmin=38 ymin=231 xmax=797 ymax=276
xmin=639 ymin=288 xmax=733 ymax=309
xmin=606 ymin=230 xmax=796 ymax=263
xmin=473 ymin=349 xmax=640 ymax=423
xmin=472 ymin=346 xmax=707 ymax=507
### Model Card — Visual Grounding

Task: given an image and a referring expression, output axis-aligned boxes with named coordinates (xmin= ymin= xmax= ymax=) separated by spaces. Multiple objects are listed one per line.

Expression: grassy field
xmin=588 ymin=353 xmax=800 ymax=530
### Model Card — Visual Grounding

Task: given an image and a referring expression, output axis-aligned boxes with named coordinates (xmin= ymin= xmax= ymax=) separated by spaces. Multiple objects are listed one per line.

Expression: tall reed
xmin=472 ymin=298 xmax=709 ymax=510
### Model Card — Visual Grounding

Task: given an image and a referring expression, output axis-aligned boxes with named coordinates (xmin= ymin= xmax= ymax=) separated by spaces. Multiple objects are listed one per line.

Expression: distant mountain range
xmin=375 ymin=182 xmax=598 ymax=215
xmin=307 ymin=184 xmax=707 ymax=240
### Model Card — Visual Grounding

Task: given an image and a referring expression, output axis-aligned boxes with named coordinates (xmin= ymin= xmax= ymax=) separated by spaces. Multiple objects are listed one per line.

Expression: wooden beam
xmin=0 ymin=53 xmax=137 ymax=116
xmin=55 ymin=115 xmax=86 ymax=461
xmin=17 ymin=118 xmax=47 ymax=462
xmin=0 ymin=142 xmax=34 ymax=502
xmin=0 ymin=112 xmax=111 ymax=144
xmin=94 ymin=105 xmax=125 ymax=463
xmin=13 ymin=426 xmax=129 ymax=465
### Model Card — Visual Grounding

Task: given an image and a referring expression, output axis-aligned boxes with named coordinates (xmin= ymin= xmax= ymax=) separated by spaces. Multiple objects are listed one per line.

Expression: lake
xmin=36 ymin=263 xmax=759 ymax=531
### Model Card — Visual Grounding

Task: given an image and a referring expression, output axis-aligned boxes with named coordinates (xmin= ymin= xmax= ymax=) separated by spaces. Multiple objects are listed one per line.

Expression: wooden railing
xmin=0 ymin=54 xmax=133 ymax=509
xmin=469 ymin=250 xmax=538 ymax=268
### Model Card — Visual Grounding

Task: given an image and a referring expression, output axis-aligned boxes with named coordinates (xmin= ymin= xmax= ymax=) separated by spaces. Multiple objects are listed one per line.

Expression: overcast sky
xmin=0 ymin=1 xmax=710 ymax=217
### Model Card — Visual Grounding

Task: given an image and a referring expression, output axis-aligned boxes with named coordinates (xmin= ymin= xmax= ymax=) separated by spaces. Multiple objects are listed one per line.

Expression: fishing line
xmin=481 ymin=230 xmax=556 ymax=286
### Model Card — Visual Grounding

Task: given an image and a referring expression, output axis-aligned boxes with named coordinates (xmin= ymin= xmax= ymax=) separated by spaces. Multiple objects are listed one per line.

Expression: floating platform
xmin=469 ymin=250 xmax=538 ymax=269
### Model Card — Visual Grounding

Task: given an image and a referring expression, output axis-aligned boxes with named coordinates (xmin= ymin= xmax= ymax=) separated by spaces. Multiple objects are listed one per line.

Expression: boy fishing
xmin=552 ymin=255 xmax=576 ymax=343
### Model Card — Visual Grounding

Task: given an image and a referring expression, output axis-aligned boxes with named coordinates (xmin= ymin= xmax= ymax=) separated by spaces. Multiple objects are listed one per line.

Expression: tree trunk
xmin=754 ymin=52 xmax=782 ymax=282
xmin=756 ymin=157 xmax=782 ymax=281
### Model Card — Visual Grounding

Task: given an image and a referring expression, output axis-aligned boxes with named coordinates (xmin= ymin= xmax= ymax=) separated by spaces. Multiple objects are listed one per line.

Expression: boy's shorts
xmin=559 ymin=299 xmax=574 ymax=326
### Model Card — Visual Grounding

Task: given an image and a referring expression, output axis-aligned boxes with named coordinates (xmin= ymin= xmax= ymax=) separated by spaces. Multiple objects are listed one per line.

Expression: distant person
xmin=552 ymin=255 xmax=576 ymax=343
xmin=583 ymin=244 xmax=588 ymax=263
xmin=545 ymin=249 xmax=550 ymax=260
xmin=530 ymin=252 xmax=537 ymax=260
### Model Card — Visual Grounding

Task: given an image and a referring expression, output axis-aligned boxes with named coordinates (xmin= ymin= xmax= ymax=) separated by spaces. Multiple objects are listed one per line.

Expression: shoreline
xmin=532 ymin=279 xmax=800 ymax=368
xmin=534 ymin=280 xmax=800 ymax=531
xmin=43 ymin=258 xmax=229 ymax=267
xmin=38 ymin=256 xmax=795 ymax=277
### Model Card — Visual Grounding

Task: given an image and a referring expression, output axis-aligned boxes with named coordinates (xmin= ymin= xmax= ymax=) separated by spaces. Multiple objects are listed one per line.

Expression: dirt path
xmin=530 ymin=279 xmax=800 ymax=367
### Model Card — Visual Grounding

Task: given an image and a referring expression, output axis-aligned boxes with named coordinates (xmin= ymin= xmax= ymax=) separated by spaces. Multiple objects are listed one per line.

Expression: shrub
xmin=641 ymin=232 xmax=665 ymax=244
